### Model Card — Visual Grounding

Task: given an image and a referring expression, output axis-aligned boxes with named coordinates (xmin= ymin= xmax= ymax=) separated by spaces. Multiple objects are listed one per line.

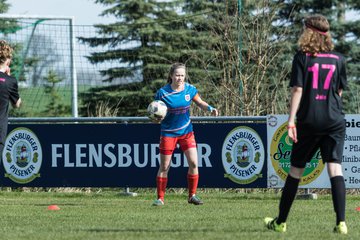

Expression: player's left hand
xmin=211 ymin=108 xmax=218 ymax=116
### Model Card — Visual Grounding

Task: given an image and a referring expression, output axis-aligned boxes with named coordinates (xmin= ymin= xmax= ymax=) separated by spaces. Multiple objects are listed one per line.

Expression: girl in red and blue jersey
xmin=152 ymin=63 xmax=218 ymax=206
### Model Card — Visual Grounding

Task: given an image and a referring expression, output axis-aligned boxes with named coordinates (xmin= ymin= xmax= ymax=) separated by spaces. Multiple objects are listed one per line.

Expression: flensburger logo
xmin=3 ymin=127 xmax=42 ymax=184
xmin=222 ymin=126 xmax=265 ymax=184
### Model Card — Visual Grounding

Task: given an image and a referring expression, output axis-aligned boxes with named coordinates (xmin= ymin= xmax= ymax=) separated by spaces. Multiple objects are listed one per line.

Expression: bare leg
xmin=184 ymin=147 xmax=198 ymax=175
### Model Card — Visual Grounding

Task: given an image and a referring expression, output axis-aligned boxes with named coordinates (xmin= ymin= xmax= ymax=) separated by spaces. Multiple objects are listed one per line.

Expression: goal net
xmin=0 ymin=15 xmax=126 ymax=117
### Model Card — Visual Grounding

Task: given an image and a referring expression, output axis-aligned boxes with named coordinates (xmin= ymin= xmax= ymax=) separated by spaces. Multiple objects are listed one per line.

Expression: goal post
xmin=0 ymin=14 xmax=78 ymax=117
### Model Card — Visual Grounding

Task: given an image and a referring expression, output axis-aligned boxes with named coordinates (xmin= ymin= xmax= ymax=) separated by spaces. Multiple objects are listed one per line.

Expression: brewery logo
xmin=222 ymin=126 xmax=265 ymax=184
xmin=268 ymin=174 xmax=279 ymax=187
xmin=267 ymin=115 xmax=278 ymax=127
xmin=270 ymin=122 xmax=324 ymax=186
xmin=2 ymin=128 xmax=42 ymax=184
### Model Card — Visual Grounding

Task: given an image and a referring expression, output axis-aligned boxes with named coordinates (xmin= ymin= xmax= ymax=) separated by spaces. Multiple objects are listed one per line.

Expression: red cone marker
xmin=47 ymin=205 xmax=60 ymax=210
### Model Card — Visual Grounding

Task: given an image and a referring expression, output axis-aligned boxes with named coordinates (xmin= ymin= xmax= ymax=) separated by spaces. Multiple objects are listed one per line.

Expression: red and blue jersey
xmin=155 ymin=83 xmax=198 ymax=137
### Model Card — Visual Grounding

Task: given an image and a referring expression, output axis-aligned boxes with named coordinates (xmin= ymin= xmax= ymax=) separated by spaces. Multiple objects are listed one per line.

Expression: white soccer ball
xmin=147 ymin=100 xmax=168 ymax=121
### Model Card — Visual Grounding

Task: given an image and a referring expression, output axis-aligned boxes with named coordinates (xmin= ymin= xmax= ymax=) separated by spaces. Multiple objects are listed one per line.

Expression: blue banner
xmin=2 ymin=122 xmax=267 ymax=188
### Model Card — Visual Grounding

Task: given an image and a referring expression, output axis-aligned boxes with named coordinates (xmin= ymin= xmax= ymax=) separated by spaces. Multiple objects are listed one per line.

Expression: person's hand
xmin=287 ymin=125 xmax=297 ymax=143
xmin=150 ymin=115 xmax=164 ymax=124
xmin=211 ymin=108 xmax=218 ymax=116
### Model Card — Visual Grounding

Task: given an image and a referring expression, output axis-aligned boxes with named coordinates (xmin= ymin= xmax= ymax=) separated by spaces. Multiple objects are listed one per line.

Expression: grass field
xmin=0 ymin=189 xmax=358 ymax=240
xmin=17 ymin=85 xmax=92 ymax=116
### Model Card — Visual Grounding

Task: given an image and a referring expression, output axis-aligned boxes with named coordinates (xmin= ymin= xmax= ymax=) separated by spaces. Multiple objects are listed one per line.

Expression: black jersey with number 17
xmin=290 ymin=51 xmax=347 ymax=134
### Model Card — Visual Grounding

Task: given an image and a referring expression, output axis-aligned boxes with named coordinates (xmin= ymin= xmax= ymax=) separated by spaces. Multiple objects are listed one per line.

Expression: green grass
xmin=16 ymin=85 xmax=92 ymax=116
xmin=19 ymin=86 xmax=71 ymax=114
xmin=0 ymin=189 xmax=358 ymax=240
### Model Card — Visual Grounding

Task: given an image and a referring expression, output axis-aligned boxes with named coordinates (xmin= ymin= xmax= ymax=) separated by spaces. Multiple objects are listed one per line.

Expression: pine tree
xmin=80 ymin=0 xmax=241 ymax=116
xmin=43 ymin=70 xmax=71 ymax=116
xmin=0 ymin=0 xmax=8 ymax=11
xmin=272 ymin=0 xmax=360 ymax=113
xmin=79 ymin=0 xmax=360 ymax=116
xmin=79 ymin=0 xmax=188 ymax=116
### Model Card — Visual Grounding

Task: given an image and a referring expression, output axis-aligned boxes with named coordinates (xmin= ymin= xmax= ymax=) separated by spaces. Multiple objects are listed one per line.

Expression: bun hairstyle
xmin=298 ymin=14 xmax=334 ymax=55
xmin=0 ymin=40 xmax=13 ymax=65
xmin=167 ymin=62 xmax=187 ymax=83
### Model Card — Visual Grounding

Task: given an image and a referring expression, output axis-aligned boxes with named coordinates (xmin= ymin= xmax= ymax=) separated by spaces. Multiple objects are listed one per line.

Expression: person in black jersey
xmin=0 ymin=40 xmax=21 ymax=160
xmin=265 ymin=14 xmax=348 ymax=234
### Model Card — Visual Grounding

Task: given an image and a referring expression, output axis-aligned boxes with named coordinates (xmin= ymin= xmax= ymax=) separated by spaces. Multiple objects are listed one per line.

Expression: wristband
xmin=287 ymin=125 xmax=296 ymax=129
xmin=207 ymin=105 xmax=214 ymax=112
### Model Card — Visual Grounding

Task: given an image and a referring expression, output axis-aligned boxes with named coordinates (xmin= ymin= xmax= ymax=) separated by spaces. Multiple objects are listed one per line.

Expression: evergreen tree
xmin=181 ymin=0 xmax=234 ymax=114
xmin=79 ymin=0 xmax=186 ymax=116
xmin=42 ymin=70 xmax=71 ymax=117
xmin=181 ymin=1 xmax=292 ymax=115
xmin=272 ymin=0 xmax=360 ymax=113
xmin=79 ymin=0 xmax=360 ymax=116
xmin=80 ymin=0 xmax=228 ymax=116
xmin=0 ymin=0 xmax=8 ymax=12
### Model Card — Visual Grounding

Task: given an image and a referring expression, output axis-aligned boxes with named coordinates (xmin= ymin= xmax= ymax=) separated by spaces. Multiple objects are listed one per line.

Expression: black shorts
xmin=290 ymin=127 xmax=345 ymax=168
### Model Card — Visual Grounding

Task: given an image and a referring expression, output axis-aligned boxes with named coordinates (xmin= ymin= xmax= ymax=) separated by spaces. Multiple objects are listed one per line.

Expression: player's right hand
xmin=150 ymin=115 xmax=164 ymax=124
xmin=287 ymin=125 xmax=297 ymax=143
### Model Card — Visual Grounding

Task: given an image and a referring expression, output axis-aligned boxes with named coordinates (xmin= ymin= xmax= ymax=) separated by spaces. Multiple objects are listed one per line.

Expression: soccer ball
xmin=147 ymin=100 xmax=168 ymax=121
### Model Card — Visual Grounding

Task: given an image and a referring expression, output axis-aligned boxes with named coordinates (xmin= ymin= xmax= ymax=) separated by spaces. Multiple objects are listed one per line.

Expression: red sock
xmin=156 ymin=176 xmax=168 ymax=201
xmin=187 ymin=174 xmax=199 ymax=198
